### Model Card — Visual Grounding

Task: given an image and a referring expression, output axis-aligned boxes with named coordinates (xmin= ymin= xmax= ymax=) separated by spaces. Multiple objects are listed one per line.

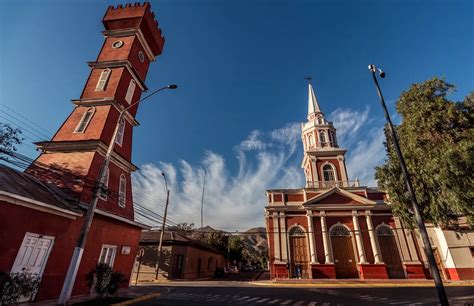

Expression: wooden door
xmin=11 ymin=233 xmax=54 ymax=302
xmin=433 ymin=248 xmax=446 ymax=280
xmin=377 ymin=227 xmax=405 ymax=279
xmin=289 ymin=236 xmax=309 ymax=278
xmin=330 ymin=226 xmax=358 ymax=279
xmin=171 ymin=254 xmax=184 ymax=279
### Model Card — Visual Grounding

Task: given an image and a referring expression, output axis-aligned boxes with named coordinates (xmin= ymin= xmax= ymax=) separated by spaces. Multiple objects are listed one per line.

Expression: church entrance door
xmin=377 ymin=226 xmax=405 ymax=279
xmin=331 ymin=226 xmax=358 ymax=278
xmin=289 ymin=227 xmax=309 ymax=278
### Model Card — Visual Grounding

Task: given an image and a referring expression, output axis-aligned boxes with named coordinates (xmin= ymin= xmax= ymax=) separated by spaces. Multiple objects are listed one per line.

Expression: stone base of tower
xmin=311 ymin=263 xmax=336 ymax=279
xmin=358 ymin=263 xmax=388 ymax=279
xmin=404 ymin=262 xmax=427 ymax=279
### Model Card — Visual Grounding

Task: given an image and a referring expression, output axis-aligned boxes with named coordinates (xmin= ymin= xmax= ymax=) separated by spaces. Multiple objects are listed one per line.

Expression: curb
xmin=110 ymin=293 xmax=161 ymax=305
xmin=248 ymin=281 xmax=474 ymax=288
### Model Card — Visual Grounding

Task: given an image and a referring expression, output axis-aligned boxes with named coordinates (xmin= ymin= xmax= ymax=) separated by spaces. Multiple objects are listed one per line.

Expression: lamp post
xmin=368 ymin=64 xmax=448 ymax=306
xmin=59 ymin=84 xmax=177 ymax=304
xmin=155 ymin=172 xmax=170 ymax=279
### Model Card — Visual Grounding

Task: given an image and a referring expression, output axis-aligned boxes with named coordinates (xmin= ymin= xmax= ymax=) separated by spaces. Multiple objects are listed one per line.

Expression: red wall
xmin=0 ymin=201 xmax=141 ymax=301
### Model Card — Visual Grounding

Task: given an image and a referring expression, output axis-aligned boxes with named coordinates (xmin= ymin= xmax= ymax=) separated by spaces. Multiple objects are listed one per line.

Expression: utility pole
xmin=58 ymin=85 xmax=177 ymax=304
xmin=156 ymin=172 xmax=170 ymax=279
xmin=368 ymin=65 xmax=448 ymax=306
xmin=200 ymin=169 xmax=206 ymax=230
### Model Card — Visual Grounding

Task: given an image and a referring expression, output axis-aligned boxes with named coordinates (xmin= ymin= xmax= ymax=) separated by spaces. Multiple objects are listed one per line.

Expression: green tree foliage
xmin=375 ymin=78 xmax=473 ymax=227
xmin=0 ymin=272 xmax=40 ymax=305
xmin=0 ymin=123 xmax=23 ymax=154
xmin=86 ymin=263 xmax=126 ymax=299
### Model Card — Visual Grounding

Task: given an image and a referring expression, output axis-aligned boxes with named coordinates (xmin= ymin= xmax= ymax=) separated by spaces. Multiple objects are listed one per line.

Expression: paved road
xmin=134 ymin=284 xmax=474 ymax=306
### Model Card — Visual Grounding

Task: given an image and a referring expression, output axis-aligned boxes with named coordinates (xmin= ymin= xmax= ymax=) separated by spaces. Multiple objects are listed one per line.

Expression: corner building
xmin=0 ymin=3 xmax=166 ymax=301
xmin=265 ymin=84 xmax=429 ymax=280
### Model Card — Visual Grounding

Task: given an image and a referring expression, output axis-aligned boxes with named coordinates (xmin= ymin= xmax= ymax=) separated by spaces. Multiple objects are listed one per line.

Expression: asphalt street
xmin=133 ymin=283 xmax=474 ymax=306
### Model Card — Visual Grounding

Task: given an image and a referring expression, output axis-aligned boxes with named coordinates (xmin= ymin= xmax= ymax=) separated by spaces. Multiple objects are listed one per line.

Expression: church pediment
xmin=302 ymin=187 xmax=376 ymax=206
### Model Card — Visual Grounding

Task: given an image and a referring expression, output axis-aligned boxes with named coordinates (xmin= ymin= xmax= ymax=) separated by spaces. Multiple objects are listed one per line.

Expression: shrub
xmin=0 ymin=271 xmax=40 ymax=305
xmin=86 ymin=264 xmax=127 ymax=299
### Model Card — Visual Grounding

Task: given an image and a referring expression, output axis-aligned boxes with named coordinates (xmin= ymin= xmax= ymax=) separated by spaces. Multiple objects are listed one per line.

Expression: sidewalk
xmin=250 ymin=278 xmax=474 ymax=288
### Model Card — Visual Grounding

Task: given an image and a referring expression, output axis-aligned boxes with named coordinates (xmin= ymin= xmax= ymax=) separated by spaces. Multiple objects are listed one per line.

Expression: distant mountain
xmin=239 ymin=227 xmax=268 ymax=256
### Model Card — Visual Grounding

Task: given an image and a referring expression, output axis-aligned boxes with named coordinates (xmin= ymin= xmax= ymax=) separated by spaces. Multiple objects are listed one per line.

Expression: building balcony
xmin=306 ymin=180 xmax=360 ymax=189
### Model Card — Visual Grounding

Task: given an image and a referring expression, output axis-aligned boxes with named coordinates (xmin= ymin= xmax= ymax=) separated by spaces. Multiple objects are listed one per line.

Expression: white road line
xmin=235 ymin=295 xmax=250 ymax=301
xmin=322 ymin=303 xmax=330 ymax=306
xmin=293 ymin=301 xmax=305 ymax=306
xmin=389 ymin=302 xmax=411 ymax=305
xmin=308 ymin=302 xmax=318 ymax=306
xmin=255 ymin=298 xmax=271 ymax=303
xmin=245 ymin=297 xmax=261 ymax=302
xmin=268 ymin=299 xmax=281 ymax=304
xmin=280 ymin=299 xmax=293 ymax=305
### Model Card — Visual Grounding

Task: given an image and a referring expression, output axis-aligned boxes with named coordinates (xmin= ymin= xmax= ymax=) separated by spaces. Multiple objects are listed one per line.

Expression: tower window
xmin=118 ymin=174 xmax=126 ymax=208
xmin=319 ymin=131 xmax=326 ymax=144
xmin=95 ymin=68 xmax=111 ymax=91
xmin=115 ymin=118 xmax=125 ymax=146
xmin=323 ymin=164 xmax=336 ymax=182
xmin=74 ymin=107 xmax=95 ymax=133
xmin=99 ymin=166 xmax=109 ymax=200
xmin=308 ymin=134 xmax=314 ymax=146
xmin=125 ymin=79 xmax=136 ymax=104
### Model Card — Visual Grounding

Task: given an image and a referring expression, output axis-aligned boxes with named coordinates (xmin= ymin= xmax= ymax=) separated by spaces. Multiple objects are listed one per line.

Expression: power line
xmin=0 ymin=103 xmax=53 ymax=136
xmin=0 ymin=109 xmax=51 ymax=140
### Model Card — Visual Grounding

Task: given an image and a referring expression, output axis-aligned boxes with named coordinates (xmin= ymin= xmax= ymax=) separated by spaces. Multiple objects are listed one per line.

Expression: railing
xmin=306 ymin=180 xmax=360 ymax=189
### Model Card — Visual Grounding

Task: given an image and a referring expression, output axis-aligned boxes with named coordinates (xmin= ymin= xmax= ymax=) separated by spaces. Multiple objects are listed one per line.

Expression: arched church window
xmin=308 ymin=134 xmax=314 ymax=146
xmin=125 ymin=79 xmax=136 ymax=104
xmin=289 ymin=226 xmax=305 ymax=237
xmin=323 ymin=164 xmax=336 ymax=182
xmin=377 ymin=225 xmax=394 ymax=236
xmin=330 ymin=225 xmax=351 ymax=236
xmin=95 ymin=68 xmax=111 ymax=91
xmin=74 ymin=107 xmax=95 ymax=133
xmin=118 ymin=174 xmax=126 ymax=208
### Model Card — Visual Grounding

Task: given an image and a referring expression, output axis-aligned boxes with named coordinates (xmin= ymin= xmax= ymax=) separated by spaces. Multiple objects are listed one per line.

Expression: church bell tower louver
xmin=301 ymin=82 xmax=355 ymax=188
xmin=28 ymin=3 xmax=165 ymax=221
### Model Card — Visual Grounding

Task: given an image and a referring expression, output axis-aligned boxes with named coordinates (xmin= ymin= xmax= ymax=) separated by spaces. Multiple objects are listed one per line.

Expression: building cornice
xmin=87 ymin=60 xmax=147 ymax=91
xmin=93 ymin=207 xmax=150 ymax=229
xmin=34 ymin=140 xmax=138 ymax=173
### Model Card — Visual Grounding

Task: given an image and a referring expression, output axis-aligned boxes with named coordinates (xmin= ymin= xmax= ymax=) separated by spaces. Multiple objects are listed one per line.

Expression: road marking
xmin=293 ymin=301 xmax=305 ymax=306
xmin=235 ymin=295 xmax=250 ymax=301
xmin=268 ymin=299 xmax=281 ymax=304
xmin=280 ymin=299 xmax=293 ymax=305
xmin=245 ymin=297 xmax=261 ymax=302
xmin=322 ymin=303 xmax=330 ymax=306
xmin=389 ymin=302 xmax=412 ymax=305
xmin=255 ymin=298 xmax=271 ymax=303
xmin=308 ymin=302 xmax=318 ymax=306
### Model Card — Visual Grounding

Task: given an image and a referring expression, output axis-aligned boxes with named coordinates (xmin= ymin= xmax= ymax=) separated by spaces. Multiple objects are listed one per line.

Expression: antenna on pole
xmin=304 ymin=76 xmax=312 ymax=84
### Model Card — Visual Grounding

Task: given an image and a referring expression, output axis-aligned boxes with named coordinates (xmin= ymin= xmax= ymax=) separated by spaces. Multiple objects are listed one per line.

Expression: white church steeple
xmin=300 ymin=81 xmax=349 ymax=188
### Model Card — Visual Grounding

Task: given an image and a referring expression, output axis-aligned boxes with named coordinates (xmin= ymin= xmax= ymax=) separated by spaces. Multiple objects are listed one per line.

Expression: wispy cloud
xmin=133 ymin=123 xmax=304 ymax=230
xmin=132 ymin=110 xmax=387 ymax=230
xmin=329 ymin=106 xmax=370 ymax=145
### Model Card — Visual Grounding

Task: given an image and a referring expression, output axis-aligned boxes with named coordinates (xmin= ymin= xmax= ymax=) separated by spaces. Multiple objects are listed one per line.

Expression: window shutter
xmin=118 ymin=175 xmax=126 ymax=208
xmin=74 ymin=108 xmax=95 ymax=133
xmin=115 ymin=118 xmax=125 ymax=146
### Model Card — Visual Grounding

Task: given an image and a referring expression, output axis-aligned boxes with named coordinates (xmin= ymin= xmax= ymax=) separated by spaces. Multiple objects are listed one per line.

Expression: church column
xmin=320 ymin=212 xmax=332 ymax=263
xmin=352 ymin=211 xmax=367 ymax=263
xmin=306 ymin=211 xmax=318 ymax=264
xmin=365 ymin=211 xmax=382 ymax=263
xmin=279 ymin=212 xmax=288 ymax=261
xmin=272 ymin=212 xmax=281 ymax=261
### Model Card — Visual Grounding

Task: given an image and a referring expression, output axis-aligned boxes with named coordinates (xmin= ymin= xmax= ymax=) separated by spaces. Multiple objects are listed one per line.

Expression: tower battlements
xmin=103 ymin=2 xmax=165 ymax=56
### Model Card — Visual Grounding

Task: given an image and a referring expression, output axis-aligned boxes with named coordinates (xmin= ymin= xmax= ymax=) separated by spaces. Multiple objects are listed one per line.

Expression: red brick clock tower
xmin=29 ymin=3 xmax=164 ymax=221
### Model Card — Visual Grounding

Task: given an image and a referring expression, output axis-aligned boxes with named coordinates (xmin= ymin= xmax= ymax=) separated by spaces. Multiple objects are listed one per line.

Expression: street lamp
xmin=59 ymin=84 xmax=177 ymax=304
xmin=155 ymin=172 xmax=170 ymax=279
xmin=368 ymin=65 xmax=448 ymax=306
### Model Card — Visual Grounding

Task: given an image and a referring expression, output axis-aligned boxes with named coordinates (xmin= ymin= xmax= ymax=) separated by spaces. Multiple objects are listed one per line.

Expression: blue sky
xmin=1 ymin=0 xmax=473 ymax=229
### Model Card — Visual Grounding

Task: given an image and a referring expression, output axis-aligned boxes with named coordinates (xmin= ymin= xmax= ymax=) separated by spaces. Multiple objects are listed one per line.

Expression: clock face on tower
xmin=138 ymin=51 xmax=145 ymax=63
xmin=112 ymin=40 xmax=124 ymax=49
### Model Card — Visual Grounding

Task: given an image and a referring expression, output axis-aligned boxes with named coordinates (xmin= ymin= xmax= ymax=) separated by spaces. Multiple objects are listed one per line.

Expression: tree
xmin=375 ymin=78 xmax=473 ymax=227
xmin=0 ymin=123 xmax=23 ymax=154
xmin=168 ymin=222 xmax=195 ymax=236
